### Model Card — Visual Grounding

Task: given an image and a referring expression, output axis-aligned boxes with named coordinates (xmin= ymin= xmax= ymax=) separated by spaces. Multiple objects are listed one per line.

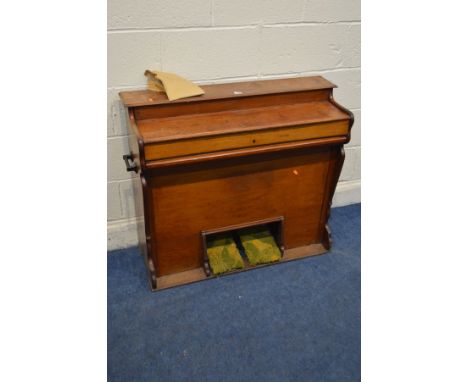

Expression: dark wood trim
xmin=321 ymin=145 xmax=345 ymax=250
xmin=127 ymin=108 xmax=157 ymax=290
xmin=200 ymin=216 xmax=283 ymax=236
xmin=127 ymin=108 xmax=147 ymax=172
xmin=140 ymin=174 xmax=157 ymax=291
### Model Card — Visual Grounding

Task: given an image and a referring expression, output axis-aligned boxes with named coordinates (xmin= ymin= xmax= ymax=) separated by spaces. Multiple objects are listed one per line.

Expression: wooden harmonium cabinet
xmin=119 ymin=76 xmax=353 ymax=291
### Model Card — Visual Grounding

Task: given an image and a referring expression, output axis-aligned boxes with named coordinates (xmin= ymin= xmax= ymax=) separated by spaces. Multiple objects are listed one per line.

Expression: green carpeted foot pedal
xmin=206 ymin=233 xmax=244 ymax=275
xmin=238 ymin=226 xmax=282 ymax=265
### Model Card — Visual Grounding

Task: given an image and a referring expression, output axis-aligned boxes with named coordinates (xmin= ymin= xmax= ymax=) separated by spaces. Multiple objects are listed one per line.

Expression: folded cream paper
xmin=144 ymin=70 xmax=205 ymax=101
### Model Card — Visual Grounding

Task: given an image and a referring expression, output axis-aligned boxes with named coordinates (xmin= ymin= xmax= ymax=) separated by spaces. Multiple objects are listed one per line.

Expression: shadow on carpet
xmin=108 ymin=204 xmax=360 ymax=382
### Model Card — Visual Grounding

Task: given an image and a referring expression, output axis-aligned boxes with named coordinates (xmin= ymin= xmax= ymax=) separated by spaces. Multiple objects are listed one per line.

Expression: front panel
xmin=148 ymin=147 xmax=333 ymax=276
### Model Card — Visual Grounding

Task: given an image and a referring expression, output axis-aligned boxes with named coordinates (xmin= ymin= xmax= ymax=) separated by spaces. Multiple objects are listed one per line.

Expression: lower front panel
xmin=147 ymin=146 xmax=336 ymax=277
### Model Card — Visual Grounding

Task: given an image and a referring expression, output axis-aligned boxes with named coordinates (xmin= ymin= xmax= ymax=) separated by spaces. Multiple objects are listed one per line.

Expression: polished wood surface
xmin=145 ymin=121 xmax=348 ymax=160
xmin=150 ymin=147 xmax=331 ymax=275
xmin=120 ymin=76 xmax=336 ymax=107
xmin=133 ymin=90 xmax=331 ymax=120
xmin=144 ymin=136 xmax=347 ymax=169
xmin=119 ymin=76 xmax=353 ymax=291
xmin=137 ymin=100 xmax=348 ymax=143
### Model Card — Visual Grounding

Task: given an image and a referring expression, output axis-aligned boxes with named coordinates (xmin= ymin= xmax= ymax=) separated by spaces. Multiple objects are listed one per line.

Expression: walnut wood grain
xmin=133 ymin=90 xmax=331 ymax=120
xmin=144 ymin=136 xmax=347 ymax=169
xmin=149 ymin=148 xmax=331 ymax=275
xmin=120 ymin=76 xmax=336 ymax=107
xmin=145 ymin=120 xmax=348 ymax=160
xmin=119 ymin=76 xmax=353 ymax=290
xmin=137 ymin=101 xmax=349 ymax=143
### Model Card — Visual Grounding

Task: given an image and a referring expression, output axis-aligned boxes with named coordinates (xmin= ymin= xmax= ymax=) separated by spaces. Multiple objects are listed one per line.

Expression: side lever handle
xmin=123 ymin=154 xmax=138 ymax=173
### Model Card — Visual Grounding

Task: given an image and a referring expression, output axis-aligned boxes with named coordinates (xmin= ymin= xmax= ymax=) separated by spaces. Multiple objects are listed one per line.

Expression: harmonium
xmin=119 ymin=76 xmax=353 ymax=291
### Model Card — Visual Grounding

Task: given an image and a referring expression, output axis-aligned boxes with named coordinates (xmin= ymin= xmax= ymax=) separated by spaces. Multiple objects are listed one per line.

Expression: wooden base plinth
xmin=154 ymin=243 xmax=327 ymax=291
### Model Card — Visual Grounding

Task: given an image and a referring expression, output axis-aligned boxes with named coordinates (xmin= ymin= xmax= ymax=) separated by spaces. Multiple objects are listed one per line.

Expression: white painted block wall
xmin=107 ymin=0 xmax=361 ymax=250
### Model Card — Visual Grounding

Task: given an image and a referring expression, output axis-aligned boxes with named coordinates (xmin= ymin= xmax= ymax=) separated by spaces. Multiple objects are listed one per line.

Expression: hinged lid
xmin=119 ymin=76 xmax=337 ymax=107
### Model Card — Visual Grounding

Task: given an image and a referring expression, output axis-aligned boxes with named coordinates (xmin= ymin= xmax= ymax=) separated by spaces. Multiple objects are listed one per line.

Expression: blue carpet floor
xmin=108 ymin=203 xmax=360 ymax=382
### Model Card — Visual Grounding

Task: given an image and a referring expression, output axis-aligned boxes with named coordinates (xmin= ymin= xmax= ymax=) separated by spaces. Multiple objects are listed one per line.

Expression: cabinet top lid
xmin=119 ymin=76 xmax=336 ymax=107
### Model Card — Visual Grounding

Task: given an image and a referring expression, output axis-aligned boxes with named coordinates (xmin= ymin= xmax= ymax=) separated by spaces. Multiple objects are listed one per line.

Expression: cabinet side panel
xmin=319 ymin=145 xmax=345 ymax=249
xmin=127 ymin=132 xmax=145 ymax=252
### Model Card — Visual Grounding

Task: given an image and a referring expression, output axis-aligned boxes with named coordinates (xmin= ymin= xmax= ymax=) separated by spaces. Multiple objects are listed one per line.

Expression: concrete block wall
xmin=107 ymin=0 xmax=361 ymax=250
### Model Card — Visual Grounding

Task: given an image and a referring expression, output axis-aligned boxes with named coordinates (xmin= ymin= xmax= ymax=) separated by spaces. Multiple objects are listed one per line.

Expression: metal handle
xmin=123 ymin=154 xmax=138 ymax=173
